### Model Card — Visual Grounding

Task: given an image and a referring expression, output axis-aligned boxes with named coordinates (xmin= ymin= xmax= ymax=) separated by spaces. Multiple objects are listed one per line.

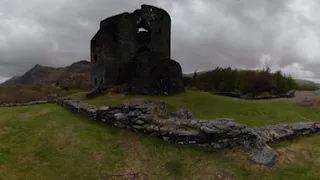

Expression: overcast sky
xmin=0 ymin=0 xmax=320 ymax=83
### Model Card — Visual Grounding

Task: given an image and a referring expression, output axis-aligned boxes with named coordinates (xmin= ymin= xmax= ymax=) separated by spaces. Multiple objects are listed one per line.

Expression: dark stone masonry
xmin=89 ymin=4 xmax=184 ymax=96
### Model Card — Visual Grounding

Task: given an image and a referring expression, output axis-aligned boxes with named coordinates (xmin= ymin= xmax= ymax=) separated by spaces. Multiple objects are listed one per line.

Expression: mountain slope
xmin=0 ymin=76 xmax=21 ymax=87
xmin=0 ymin=60 xmax=91 ymax=87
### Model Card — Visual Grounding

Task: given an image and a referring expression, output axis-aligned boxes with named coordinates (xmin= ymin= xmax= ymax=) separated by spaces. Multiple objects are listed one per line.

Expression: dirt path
xmin=291 ymin=90 xmax=320 ymax=103
xmin=294 ymin=90 xmax=320 ymax=99
xmin=264 ymin=90 xmax=320 ymax=102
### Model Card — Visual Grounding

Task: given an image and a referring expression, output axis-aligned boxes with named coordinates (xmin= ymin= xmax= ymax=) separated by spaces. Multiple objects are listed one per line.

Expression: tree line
xmin=183 ymin=67 xmax=305 ymax=97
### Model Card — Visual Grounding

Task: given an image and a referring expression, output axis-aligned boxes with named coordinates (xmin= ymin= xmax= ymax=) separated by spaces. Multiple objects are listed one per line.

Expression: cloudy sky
xmin=0 ymin=0 xmax=320 ymax=83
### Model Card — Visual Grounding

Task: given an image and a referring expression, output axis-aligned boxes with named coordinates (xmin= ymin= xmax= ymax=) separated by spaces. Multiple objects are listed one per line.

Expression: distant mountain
xmin=183 ymin=70 xmax=209 ymax=77
xmin=0 ymin=76 xmax=21 ymax=87
xmin=0 ymin=60 xmax=91 ymax=87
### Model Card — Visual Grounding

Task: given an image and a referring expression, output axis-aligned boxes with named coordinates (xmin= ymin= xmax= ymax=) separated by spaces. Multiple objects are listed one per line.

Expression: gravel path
xmin=293 ymin=90 xmax=320 ymax=103
xmin=260 ymin=90 xmax=320 ymax=102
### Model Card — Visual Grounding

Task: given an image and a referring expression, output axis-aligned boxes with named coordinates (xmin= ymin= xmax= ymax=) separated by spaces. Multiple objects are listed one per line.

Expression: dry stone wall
xmin=56 ymin=98 xmax=279 ymax=165
xmin=55 ymin=98 xmax=320 ymax=166
xmin=57 ymin=99 xmax=253 ymax=147
xmin=2 ymin=97 xmax=320 ymax=167
xmin=214 ymin=90 xmax=295 ymax=100
xmin=0 ymin=100 xmax=54 ymax=107
xmin=254 ymin=122 xmax=320 ymax=142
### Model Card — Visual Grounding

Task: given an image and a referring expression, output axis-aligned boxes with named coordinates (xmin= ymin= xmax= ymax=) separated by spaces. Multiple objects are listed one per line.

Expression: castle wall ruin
xmin=90 ymin=4 xmax=175 ymax=94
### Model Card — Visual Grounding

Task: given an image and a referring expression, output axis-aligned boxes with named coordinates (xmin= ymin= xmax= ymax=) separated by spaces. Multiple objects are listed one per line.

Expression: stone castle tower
xmin=89 ymin=4 xmax=184 ymax=95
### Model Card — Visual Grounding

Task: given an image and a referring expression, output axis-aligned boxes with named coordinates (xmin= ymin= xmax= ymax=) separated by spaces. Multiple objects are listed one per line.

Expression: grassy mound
xmin=1 ymin=91 xmax=320 ymax=179
xmin=71 ymin=91 xmax=320 ymax=126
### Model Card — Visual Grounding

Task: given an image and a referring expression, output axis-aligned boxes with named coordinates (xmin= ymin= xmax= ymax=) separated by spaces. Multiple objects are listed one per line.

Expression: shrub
xmin=0 ymin=83 xmax=68 ymax=103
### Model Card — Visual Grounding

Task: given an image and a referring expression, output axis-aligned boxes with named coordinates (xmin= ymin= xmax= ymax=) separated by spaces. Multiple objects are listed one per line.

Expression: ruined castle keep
xmin=90 ymin=4 xmax=184 ymax=95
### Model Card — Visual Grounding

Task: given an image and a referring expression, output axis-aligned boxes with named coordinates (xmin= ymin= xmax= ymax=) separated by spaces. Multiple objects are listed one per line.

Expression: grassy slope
xmin=72 ymin=91 xmax=320 ymax=126
xmin=1 ymin=92 xmax=320 ymax=179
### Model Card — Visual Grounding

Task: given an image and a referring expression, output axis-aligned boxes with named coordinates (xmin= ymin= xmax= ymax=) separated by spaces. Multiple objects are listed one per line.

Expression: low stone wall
xmin=214 ymin=91 xmax=295 ymax=100
xmin=241 ymin=94 xmax=294 ymax=100
xmin=3 ymin=97 xmax=319 ymax=166
xmin=55 ymin=98 xmax=320 ymax=166
xmin=254 ymin=122 xmax=320 ymax=142
xmin=0 ymin=100 xmax=54 ymax=107
xmin=56 ymin=99 xmax=253 ymax=147
xmin=56 ymin=98 xmax=278 ymax=165
xmin=0 ymin=97 xmax=72 ymax=108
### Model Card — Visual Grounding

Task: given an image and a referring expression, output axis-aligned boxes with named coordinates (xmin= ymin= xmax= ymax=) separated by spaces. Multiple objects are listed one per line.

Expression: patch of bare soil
xmin=295 ymin=97 xmax=320 ymax=108
xmin=92 ymin=151 xmax=106 ymax=168
xmin=264 ymin=90 xmax=320 ymax=104
xmin=212 ymin=171 xmax=235 ymax=180
xmin=276 ymin=144 xmax=313 ymax=168
xmin=193 ymin=162 xmax=235 ymax=180
xmin=293 ymin=90 xmax=320 ymax=106
xmin=16 ymin=113 xmax=32 ymax=119
xmin=15 ymin=108 xmax=51 ymax=119
xmin=123 ymin=99 xmax=144 ymax=105
xmin=118 ymin=133 xmax=156 ymax=180
xmin=111 ymin=94 xmax=126 ymax=100
xmin=229 ymin=142 xmax=314 ymax=171
xmin=226 ymin=148 xmax=271 ymax=172
xmin=37 ymin=108 xmax=52 ymax=115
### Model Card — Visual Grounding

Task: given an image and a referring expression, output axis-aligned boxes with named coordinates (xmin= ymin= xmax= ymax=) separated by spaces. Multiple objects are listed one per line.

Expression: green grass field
xmin=1 ymin=91 xmax=320 ymax=179
xmin=72 ymin=91 xmax=320 ymax=126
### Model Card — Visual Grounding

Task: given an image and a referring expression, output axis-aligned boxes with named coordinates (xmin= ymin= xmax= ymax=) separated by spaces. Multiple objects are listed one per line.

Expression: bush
xmin=0 ymin=84 xmax=68 ymax=103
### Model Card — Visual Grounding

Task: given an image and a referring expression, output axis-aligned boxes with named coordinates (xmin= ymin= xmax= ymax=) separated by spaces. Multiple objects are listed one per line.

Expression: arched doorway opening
xmin=137 ymin=19 xmax=151 ymax=44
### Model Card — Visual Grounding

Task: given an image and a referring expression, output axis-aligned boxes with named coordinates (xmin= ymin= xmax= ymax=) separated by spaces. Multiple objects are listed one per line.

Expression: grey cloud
xmin=0 ymin=0 xmax=320 ymax=81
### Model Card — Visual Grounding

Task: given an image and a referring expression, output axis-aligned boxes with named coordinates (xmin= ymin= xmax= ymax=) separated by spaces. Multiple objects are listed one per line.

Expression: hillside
xmin=2 ymin=64 xmax=317 ymax=89
xmin=0 ymin=60 xmax=91 ymax=87
xmin=0 ymin=76 xmax=21 ymax=87
xmin=1 ymin=91 xmax=320 ymax=179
